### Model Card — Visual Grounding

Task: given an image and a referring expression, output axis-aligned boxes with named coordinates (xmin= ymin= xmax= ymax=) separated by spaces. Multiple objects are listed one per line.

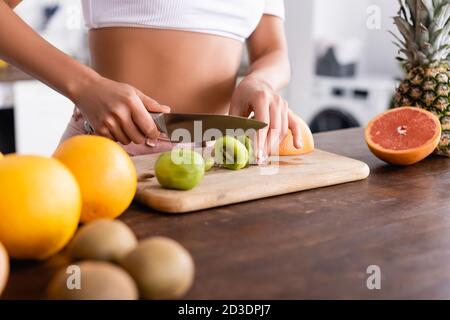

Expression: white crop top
xmin=81 ymin=0 xmax=285 ymax=42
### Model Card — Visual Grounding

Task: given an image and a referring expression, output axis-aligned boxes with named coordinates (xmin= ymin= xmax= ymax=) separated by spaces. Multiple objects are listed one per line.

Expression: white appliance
xmin=285 ymin=0 xmax=402 ymax=132
xmin=14 ymin=81 xmax=73 ymax=156
xmin=304 ymin=76 xmax=397 ymax=132
xmin=0 ymin=84 xmax=13 ymax=109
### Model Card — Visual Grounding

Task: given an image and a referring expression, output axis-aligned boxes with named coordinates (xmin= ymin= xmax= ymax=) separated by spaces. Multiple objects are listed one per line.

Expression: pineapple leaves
xmin=392 ymin=0 xmax=450 ymax=67
xmin=394 ymin=16 xmax=414 ymax=44
xmin=398 ymin=0 xmax=409 ymax=19
xmin=390 ymin=30 xmax=407 ymax=48
xmin=433 ymin=0 xmax=446 ymax=10
xmin=428 ymin=3 xmax=450 ymax=33
xmin=432 ymin=44 xmax=450 ymax=60
xmin=406 ymin=0 xmax=418 ymax=23
xmin=423 ymin=0 xmax=435 ymax=18
xmin=430 ymin=17 xmax=450 ymax=50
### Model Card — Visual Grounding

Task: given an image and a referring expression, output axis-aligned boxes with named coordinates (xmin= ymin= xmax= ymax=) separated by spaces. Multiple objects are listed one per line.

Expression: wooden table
xmin=4 ymin=128 xmax=450 ymax=300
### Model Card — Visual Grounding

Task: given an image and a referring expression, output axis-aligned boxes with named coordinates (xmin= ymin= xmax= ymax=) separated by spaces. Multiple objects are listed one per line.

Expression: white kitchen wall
xmin=285 ymin=0 xmax=315 ymax=117
xmin=363 ymin=0 xmax=402 ymax=78
xmin=314 ymin=0 xmax=369 ymax=41
xmin=14 ymin=81 xmax=73 ymax=156
xmin=12 ymin=0 xmax=85 ymax=155
xmin=15 ymin=0 xmax=87 ymax=60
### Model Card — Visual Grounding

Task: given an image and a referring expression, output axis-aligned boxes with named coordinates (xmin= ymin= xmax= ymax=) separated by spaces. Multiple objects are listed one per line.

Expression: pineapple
xmin=392 ymin=0 xmax=450 ymax=156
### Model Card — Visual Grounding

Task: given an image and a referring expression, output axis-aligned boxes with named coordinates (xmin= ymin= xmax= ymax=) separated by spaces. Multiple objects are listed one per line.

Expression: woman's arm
xmin=4 ymin=0 xmax=21 ymax=8
xmin=0 ymin=0 xmax=95 ymax=103
xmin=230 ymin=15 xmax=302 ymax=161
xmin=245 ymin=15 xmax=291 ymax=91
xmin=0 ymin=0 xmax=168 ymax=145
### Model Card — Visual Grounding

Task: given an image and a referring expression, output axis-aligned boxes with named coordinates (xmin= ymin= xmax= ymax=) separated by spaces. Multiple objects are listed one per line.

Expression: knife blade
xmin=150 ymin=112 xmax=267 ymax=142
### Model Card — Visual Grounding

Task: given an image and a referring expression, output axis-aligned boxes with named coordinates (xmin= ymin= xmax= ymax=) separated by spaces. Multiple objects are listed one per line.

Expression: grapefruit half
xmin=276 ymin=117 xmax=315 ymax=156
xmin=365 ymin=107 xmax=441 ymax=166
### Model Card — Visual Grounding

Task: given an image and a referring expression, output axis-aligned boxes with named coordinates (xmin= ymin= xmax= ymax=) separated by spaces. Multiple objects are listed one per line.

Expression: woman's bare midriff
xmin=89 ymin=27 xmax=244 ymax=115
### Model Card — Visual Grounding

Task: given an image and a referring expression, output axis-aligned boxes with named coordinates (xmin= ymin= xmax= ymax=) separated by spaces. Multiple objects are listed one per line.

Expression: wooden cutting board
xmin=132 ymin=149 xmax=370 ymax=214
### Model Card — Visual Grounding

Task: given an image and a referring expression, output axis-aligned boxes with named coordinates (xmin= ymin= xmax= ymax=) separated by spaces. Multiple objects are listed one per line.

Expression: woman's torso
xmin=83 ymin=0 xmax=285 ymax=114
xmin=89 ymin=27 xmax=243 ymax=115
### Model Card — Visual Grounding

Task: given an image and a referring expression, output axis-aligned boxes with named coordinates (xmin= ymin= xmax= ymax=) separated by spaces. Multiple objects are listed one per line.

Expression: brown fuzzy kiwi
xmin=68 ymin=219 xmax=137 ymax=263
xmin=47 ymin=261 xmax=138 ymax=300
xmin=120 ymin=237 xmax=195 ymax=300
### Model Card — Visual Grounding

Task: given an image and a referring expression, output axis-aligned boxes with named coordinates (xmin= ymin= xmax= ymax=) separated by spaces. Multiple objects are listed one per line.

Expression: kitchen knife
xmin=150 ymin=112 xmax=267 ymax=142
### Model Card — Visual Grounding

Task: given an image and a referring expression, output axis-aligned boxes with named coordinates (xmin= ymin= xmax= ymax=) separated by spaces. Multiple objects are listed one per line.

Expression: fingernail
xmin=146 ymin=138 xmax=157 ymax=147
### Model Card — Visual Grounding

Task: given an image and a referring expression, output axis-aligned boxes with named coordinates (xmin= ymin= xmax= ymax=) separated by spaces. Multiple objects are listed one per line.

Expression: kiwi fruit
xmin=120 ymin=237 xmax=195 ymax=300
xmin=214 ymin=136 xmax=249 ymax=170
xmin=47 ymin=261 xmax=138 ymax=300
xmin=68 ymin=219 xmax=137 ymax=263
xmin=237 ymin=135 xmax=254 ymax=166
xmin=0 ymin=242 xmax=9 ymax=297
xmin=204 ymin=156 xmax=215 ymax=172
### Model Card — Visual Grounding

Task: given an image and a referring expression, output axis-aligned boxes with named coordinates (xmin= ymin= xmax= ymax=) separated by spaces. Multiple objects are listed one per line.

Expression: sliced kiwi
xmin=47 ymin=261 xmax=138 ymax=300
xmin=68 ymin=219 xmax=137 ymax=263
xmin=214 ymin=136 xmax=249 ymax=170
xmin=237 ymin=135 xmax=254 ymax=166
xmin=120 ymin=237 xmax=195 ymax=300
xmin=204 ymin=156 xmax=215 ymax=171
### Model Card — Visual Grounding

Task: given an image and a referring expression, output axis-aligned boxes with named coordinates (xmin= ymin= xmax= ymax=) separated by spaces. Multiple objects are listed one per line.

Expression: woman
xmin=0 ymin=0 xmax=303 ymax=161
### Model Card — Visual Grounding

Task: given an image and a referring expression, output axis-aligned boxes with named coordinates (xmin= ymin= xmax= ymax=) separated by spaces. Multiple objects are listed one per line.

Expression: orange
xmin=54 ymin=136 xmax=137 ymax=223
xmin=365 ymin=107 xmax=441 ymax=166
xmin=0 ymin=155 xmax=81 ymax=260
xmin=0 ymin=241 xmax=8 ymax=296
xmin=276 ymin=117 xmax=315 ymax=156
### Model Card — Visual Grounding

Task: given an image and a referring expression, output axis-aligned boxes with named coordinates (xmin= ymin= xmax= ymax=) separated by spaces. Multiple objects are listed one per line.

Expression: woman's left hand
xmin=230 ymin=76 xmax=303 ymax=162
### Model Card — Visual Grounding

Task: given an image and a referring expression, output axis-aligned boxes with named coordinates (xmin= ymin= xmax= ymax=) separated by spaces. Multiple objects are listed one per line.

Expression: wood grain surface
xmin=133 ymin=149 xmax=370 ymax=213
xmin=4 ymin=128 xmax=450 ymax=300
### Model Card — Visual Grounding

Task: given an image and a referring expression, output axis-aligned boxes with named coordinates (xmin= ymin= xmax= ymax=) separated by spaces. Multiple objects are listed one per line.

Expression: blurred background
xmin=0 ymin=0 xmax=402 ymax=155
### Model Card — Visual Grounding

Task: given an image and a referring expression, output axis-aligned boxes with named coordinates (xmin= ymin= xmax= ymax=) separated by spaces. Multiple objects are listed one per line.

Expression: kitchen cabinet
xmin=5 ymin=128 xmax=450 ymax=299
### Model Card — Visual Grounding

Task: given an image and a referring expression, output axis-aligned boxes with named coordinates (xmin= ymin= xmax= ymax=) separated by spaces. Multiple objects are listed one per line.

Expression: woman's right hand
xmin=72 ymin=75 xmax=170 ymax=145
